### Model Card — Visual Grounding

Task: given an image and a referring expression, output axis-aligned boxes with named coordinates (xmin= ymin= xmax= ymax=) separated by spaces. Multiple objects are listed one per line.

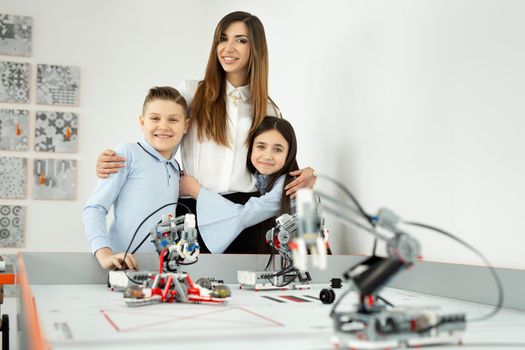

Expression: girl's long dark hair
xmin=247 ymin=116 xmax=299 ymax=215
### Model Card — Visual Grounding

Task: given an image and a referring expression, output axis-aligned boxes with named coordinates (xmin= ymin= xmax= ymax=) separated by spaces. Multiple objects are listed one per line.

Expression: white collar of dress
xmin=226 ymin=80 xmax=250 ymax=102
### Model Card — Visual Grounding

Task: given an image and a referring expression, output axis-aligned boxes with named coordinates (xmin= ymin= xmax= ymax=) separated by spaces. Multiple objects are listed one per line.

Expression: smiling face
xmin=250 ymin=129 xmax=289 ymax=175
xmin=216 ymin=21 xmax=251 ymax=85
xmin=140 ymin=99 xmax=188 ymax=159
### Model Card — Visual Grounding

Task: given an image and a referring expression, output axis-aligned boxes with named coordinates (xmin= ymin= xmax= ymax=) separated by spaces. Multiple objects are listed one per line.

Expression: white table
xmin=18 ymin=253 xmax=525 ymax=350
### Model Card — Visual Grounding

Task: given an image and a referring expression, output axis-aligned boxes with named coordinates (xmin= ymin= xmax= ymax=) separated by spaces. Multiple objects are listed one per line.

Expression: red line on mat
xmin=100 ymin=310 xmax=120 ymax=331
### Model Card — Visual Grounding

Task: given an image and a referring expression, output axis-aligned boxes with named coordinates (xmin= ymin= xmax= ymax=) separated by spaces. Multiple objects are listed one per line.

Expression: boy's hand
xmin=285 ymin=167 xmax=317 ymax=198
xmin=179 ymin=174 xmax=201 ymax=199
xmin=95 ymin=248 xmax=138 ymax=270
xmin=96 ymin=149 xmax=126 ymax=178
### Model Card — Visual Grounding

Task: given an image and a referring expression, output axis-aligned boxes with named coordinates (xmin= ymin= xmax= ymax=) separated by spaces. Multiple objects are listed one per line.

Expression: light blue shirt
xmin=82 ymin=138 xmax=180 ymax=254
xmin=196 ymin=174 xmax=285 ymax=253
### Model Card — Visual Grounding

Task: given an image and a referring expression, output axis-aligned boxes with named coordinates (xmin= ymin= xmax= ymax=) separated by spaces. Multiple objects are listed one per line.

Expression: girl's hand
xmin=179 ymin=174 xmax=201 ymax=199
xmin=285 ymin=167 xmax=317 ymax=198
xmin=95 ymin=248 xmax=138 ymax=270
xmin=96 ymin=149 xmax=126 ymax=178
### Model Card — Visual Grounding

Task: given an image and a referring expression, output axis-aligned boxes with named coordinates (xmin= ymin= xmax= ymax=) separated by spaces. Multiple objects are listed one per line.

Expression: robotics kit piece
xmin=109 ymin=213 xmax=230 ymax=307
xmin=293 ymin=189 xmax=466 ymax=349
xmin=237 ymin=210 xmax=329 ymax=291
xmin=332 ymin=308 xmax=466 ymax=349
xmin=122 ymin=272 xmax=230 ymax=307
xmin=237 ymin=270 xmax=311 ymax=291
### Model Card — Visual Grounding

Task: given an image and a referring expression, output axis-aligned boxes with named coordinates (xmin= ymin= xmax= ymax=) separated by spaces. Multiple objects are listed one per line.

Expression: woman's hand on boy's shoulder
xmin=96 ymin=149 xmax=126 ymax=178
xmin=285 ymin=167 xmax=317 ymax=198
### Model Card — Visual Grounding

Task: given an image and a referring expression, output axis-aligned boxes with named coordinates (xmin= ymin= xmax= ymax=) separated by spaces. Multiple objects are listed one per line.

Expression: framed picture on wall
xmin=35 ymin=111 xmax=78 ymax=153
xmin=36 ymin=64 xmax=80 ymax=106
xmin=0 ymin=205 xmax=25 ymax=248
xmin=0 ymin=108 xmax=29 ymax=151
xmin=0 ymin=156 xmax=27 ymax=199
xmin=0 ymin=61 xmax=30 ymax=103
xmin=32 ymin=158 xmax=77 ymax=200
xmin=0 ymin=13 xmax=32 ymax=57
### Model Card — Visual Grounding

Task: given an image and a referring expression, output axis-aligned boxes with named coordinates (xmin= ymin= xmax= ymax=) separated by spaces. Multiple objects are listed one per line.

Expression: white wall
xmin=1 ymin=0 xmax=524 ymax=269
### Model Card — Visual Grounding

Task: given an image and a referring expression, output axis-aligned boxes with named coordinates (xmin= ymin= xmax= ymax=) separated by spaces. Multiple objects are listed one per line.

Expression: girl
xmin=179 ymin=117 xmax=299 ymax=254
xmin=95 ymin=11 xmax=316 ymax=253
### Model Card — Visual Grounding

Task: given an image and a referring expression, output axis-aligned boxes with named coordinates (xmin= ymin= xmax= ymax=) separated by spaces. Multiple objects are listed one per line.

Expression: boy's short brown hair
xmin=142 ymin=86 xmax=188 ymax=117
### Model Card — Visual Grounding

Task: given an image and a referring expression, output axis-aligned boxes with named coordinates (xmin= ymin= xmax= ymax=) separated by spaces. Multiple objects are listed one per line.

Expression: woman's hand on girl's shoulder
xmin=284 ymin=167 xmax=317 ymax=198
xmin=179 ymin=174 xmax=201 ymax=199
xmin=96 ymin=149 xmax=126 ymax=178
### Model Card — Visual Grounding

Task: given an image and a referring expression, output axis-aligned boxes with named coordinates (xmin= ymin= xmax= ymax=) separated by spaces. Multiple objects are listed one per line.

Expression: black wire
xmin=264 ymin=238 xmax=276 ymax=271
xmin=139 ymin=202 xmax=193 ymax=253
xmin=317 ymin=177 xmax=503 ymax=327
xmin=376 ymin=294 xmax=394 ymax=307
xmin=122 ymin=202 xmax=176 ymax=268
xmin=260 ymin=254 xmax=296 ymax=287
xmin=316 ymin=175 xmax=387 ymax=319
xmin=121 ymin=201 xmax=192 ymax=278
xmin=316 ymin=173 xmax=379 ymax=256
xmin=316 ymin=174 xmax=374 ymax=225
xmin=371 ymin=238 xmax=378 ymax=256
xmin=131 ymin=232 xmax=153 ymax=255
xmin=403 ymin=221 xmax=504 ymax=323
xmin=178 ymin=257 xmax=199 ymax=266
xmin=264 ymin=253 xmax=274 ymax=271
xmin=265 ymin=261 xmax=293 ymax=279
xmin=264 ymin=223 xmax=295 ymax=274
xmin=329 ymin=285 xmax=353 ymax=318
xmin=273 ymin=265 xmax=295 ymax=278
xmin=265 ymin=267 xmax=300 ymax=287
xmin=123 ymin=271 xmax=143 ymax=285
xmin=266 ymin=276 xmax=297 ymax=288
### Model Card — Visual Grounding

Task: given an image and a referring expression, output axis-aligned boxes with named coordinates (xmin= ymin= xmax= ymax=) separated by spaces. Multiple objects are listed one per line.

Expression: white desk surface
xmin=31 ymin=283 xmax=525 ymax=350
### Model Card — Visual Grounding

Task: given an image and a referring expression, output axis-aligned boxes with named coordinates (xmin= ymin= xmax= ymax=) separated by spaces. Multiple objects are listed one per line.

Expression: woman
xmin=96 ymin=11 xmax=316 ymax=253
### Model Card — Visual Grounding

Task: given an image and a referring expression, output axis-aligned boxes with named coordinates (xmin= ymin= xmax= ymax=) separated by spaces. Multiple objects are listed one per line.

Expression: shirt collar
xmin=138 ymin=138 xmax=180 ymax=171
xmin=226 ymin=80 xmax=251 ymax=102
xmin=256 ymin=172 xmax=270 ymax=194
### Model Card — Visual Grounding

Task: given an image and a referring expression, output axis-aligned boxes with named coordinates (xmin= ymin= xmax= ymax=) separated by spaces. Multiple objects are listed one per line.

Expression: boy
xmin=83 ymin=87 xmax=189 ymax=270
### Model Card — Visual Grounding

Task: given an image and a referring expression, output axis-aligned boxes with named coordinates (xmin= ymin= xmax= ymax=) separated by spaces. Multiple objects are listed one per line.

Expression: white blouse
xmin=178 ymin=80 xmax=279 ymax=194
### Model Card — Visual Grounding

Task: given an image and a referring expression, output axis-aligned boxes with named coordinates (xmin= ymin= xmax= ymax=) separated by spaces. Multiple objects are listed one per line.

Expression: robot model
xmin=109 ymin=213 xmax=230 ymax=307
xmin=237 ymin=204 xmax=329 ymax=291
xmin=295 ymin=188 xmax=466 ymax=349
xmin=292 ymin=189 xmax=329 ymax=272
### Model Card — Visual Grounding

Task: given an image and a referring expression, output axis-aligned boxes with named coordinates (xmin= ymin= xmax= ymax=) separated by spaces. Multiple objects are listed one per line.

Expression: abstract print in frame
xmin=0 ymin=156 xmax=26 ymax=199
xmin=35 ymin=111 xmax=78 ymax=153
xmin=36 ymin=64 xmax=80 ymax=106
xmin=33 ymin=158 xmax=77 ymax=200
xmin=0 ymin=13 xmax=32 ymax=56
xmin=0 ymin=108 xmax=29 ymax=151
xmin=0 ymin=61 xmax=29 ymax=103
xmin=0 ymin=205 xmax=25 ymax=248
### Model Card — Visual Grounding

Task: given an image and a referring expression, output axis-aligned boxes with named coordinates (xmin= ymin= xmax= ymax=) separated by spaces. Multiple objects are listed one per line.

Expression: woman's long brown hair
xmin=190 ymin=11 xmax=270 ymax=147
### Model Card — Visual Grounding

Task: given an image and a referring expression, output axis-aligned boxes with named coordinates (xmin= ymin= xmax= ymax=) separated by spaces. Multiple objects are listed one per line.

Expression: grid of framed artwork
xmin=0 ymin=13 xmax=81 ymax=249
